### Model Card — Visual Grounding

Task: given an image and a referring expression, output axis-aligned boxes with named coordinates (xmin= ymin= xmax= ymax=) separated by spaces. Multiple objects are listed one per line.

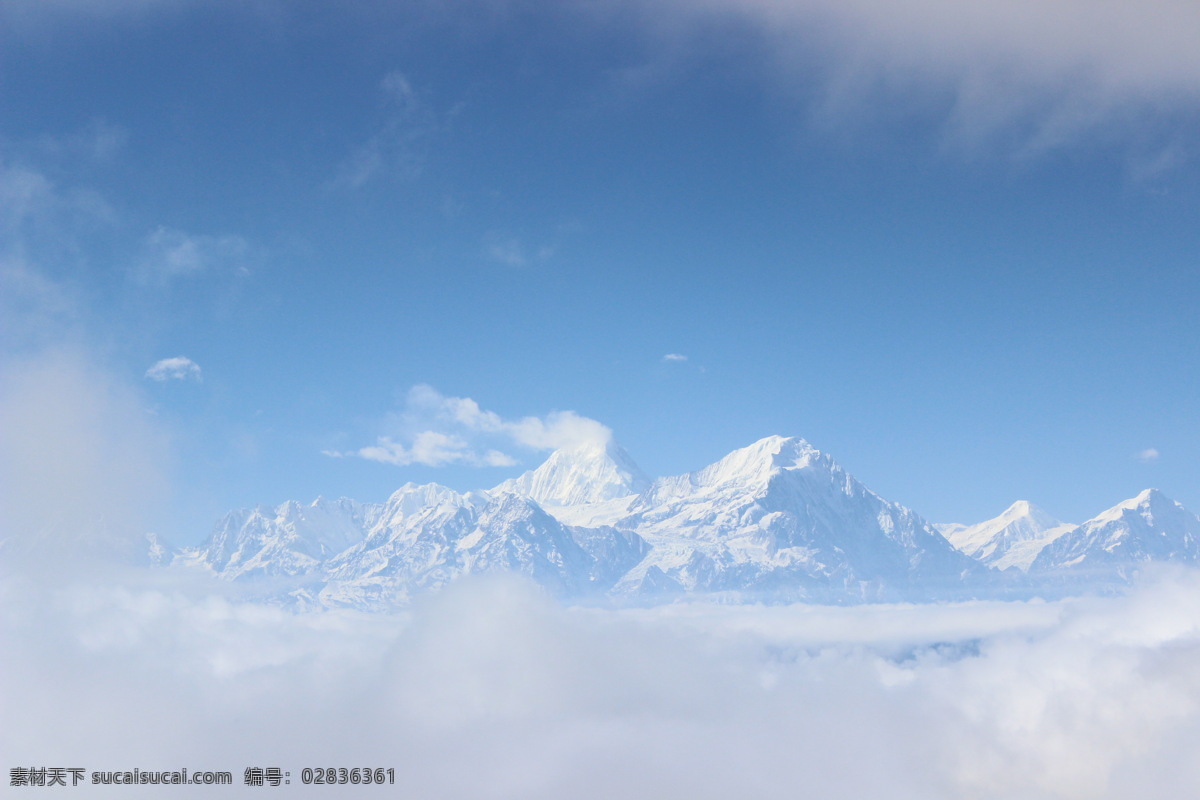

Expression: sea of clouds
xmin=5 ymin=564 xmax=1200 ymax=799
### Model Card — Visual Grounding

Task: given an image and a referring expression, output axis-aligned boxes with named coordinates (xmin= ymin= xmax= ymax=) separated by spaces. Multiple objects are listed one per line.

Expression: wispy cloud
xmin=34 ymin=118 xmax=128 ymax=163
xmin=485 ymin=233 xmax=557 ymax=268
xmin=1136 ymin=447 xmax=1160 ymax=463
xmin=137 ymin=226 xmax=252 ymax=283
xmin=486 ymin=236 xmax=530 ymax=267
xmin=145 ymin=356 xmax=202 ymax=382
xmin=332 ymin=384 xmax=611 ymax=468
xmin=644 ymin=0 xmax=1200 ymax=160
xmin=0 ymin=255 xmax=84 ymax=350
xmin=0 ymin=159 xmax=115 ymax=244
xmin=662 ymin=353 xmax=688 ymax=363
xmin=336 ymin=71 xmax=441 ymax=188
xmin=0 ymin=160 xmax=114 ymax=350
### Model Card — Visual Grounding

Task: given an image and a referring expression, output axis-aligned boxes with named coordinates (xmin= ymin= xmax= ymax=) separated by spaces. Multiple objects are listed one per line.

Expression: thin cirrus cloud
xmin=137 ymin=226 xmax=251 ymax=283
xmin=485 ymin=233 xmax=556 ymax=268
xmin=647 ymin=0 xmax=1200 ymax=155
xmin=145 ymin=356 xmax=202 ymax=382
xmin=335 ymin=71 xmax=440 ymax=188
xmin=330 ymin=384 xmax=612 ymax=468
xmin=1136 ymin=448 xmax=1160 ymax=463
xmin=34 ymin=118 xmax=128 ymax=163
xmin=662 ymin=353 xmax=688 ymax=363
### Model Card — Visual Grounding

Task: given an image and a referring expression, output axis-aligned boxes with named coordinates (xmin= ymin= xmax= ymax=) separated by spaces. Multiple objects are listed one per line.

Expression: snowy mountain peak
xmin=1093 ymin=488 xmax=1171 ymax=523
xmin=937 ymin=500 xmax=1072 ymax=571
xmin=1031 ymin=489 xmax=1200 ymax=573
xmin=492 ymin=439 xmax=650 ymax=508
xmin=996 ymin=500 xmax=1062 ymax=528
xmin=692 ymin=436 xmax=822 ymax=487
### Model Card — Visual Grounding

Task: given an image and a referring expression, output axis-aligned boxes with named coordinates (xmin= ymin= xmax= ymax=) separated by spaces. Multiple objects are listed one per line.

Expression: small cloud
xmin=356 ymin=432 xmax=466 ymax=467
xmin=145 ymin=356 xmax=202 ymax=383
xmin=662 ymin=353 xmax=688 ymax=363
xmin=336 ymin=385 xmax=611 ymax=469
xmin=1135 ymin=448 xmax=1160 ymax=463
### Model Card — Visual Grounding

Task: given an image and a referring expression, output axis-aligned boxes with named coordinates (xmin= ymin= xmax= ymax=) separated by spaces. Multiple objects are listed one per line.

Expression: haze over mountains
xmin=162 ymin=435 xmax=1200 ymax=609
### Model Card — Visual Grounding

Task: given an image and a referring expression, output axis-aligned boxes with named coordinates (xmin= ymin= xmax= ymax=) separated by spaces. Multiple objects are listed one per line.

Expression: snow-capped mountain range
xmin=171 ymin=436 xmax=1200 ymax=608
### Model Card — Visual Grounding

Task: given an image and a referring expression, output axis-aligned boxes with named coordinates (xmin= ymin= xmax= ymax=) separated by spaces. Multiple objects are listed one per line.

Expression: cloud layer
xmin=4 ymin=567 xmax=1200 ymax=798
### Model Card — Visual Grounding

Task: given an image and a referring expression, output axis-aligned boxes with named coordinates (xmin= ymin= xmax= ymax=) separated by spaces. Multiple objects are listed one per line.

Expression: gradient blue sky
xmin=3 ymin=0 xmax=1199 ymax=544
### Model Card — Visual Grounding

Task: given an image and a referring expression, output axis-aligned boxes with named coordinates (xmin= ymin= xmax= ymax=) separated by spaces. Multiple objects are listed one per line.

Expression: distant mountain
xmin=937 ymin=500 xmax=1074 ymax=571
xmin=183 ymin=496 xmax=377 ymax=580
xmin=1030 ymin=489 xmax=1200 ymax=578
xmin=174 ymin=437 xmax=1200 ymax=609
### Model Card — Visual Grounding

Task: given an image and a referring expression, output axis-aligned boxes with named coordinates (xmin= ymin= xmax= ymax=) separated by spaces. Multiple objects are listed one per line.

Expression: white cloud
xmin=662 ymin=353 xmax=688 ymax=362
xmin=138 ymin=226 xmax=251 ymax=283
xmin=145 ymin=356 xmax=202 ymax=382
xmin=5 ymin=568 xmax=1200 ymax=798
xmin=505 ymin=410 xmax=612 ymax=451
xmin=1136 ymin=447 xmax=1160 ymax=463
xmin=356 ymin=431 xmax=516 ymax=468
xmin=335 ymin=384 xmax=610 ymax=468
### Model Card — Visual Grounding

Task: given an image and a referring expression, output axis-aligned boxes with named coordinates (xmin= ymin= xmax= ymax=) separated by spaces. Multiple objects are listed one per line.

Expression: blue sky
xmin=2 ymin=0 xmax=1199 ymax=544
